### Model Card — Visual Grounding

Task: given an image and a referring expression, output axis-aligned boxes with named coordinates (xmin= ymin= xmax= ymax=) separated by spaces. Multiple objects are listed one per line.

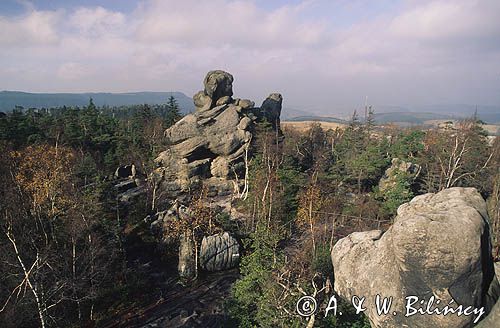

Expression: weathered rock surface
xmin=259 ymin=92 xmax=282 ymax=131
xmin=332 ymin=187 xmax=499 ymax=328
xmin=378 ymin=158 xmax=420 ymax=193
xmin=178 ymin=233 xmax=196 ymax=279
xmin=113 ymin=164 xmax=145 ymax=203
xmin=153 ymin=70 xmax=282 ymax=200
xmin=476 ymin=262 xmax=500 ymax=327
xmin=200 ymin=232 xmax=240 ymax=271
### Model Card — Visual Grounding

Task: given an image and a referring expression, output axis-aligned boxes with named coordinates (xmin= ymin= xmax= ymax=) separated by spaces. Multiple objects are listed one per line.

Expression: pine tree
xmin=165 ymin=95 xmax=181 ymax=126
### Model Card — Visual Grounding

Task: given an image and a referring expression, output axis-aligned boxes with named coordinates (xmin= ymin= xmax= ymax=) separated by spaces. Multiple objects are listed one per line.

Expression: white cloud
xmin=0 ymin=9 xmax=62 ymax=46
xmin=390 ymin=1 xmax=500 ymax=42
xmin=69 ymin=6 xmax=126 ymax=36
xmin=134 ymin=0 xmax=325 ymax=48
xmin=0 ymin=0 xmax=499 ymax=111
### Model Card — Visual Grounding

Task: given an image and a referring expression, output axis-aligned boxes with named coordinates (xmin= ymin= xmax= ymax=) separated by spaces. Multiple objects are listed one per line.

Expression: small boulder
xmin=238 ymin=99 xmax=255 ymax=109
xmin=200 ymin=232 xmax=240 ymax=271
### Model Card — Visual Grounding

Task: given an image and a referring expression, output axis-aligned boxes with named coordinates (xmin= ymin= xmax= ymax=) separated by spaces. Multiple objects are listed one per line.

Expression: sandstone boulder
xmin=203 ymin=70 xmax=233 ymax=103
xmin=200 ymin=232 xmax=240 ymax=271
xmin=332 ymin=187 xmax=498 ymax=328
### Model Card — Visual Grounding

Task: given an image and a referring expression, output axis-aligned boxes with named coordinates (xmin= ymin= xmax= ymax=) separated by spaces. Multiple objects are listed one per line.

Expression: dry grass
xmin=281 ymin=120 xmax=346 ymax=133
xmin=424 ymin=119 xmax=500 ymax=135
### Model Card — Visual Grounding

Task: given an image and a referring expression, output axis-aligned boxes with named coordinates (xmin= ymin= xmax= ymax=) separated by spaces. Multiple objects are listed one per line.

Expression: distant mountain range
xmin=372 ymin=112 xmax=453 ymax=125
xmin=284 ymin=115 xmax=348 ymax=124
xmin=2 ymin=91 xmax=498 ymax=125
xmin=0 ymin=91 xmax=195 ymax=114
xmin=284 ymin=104 xmax=500 ymax=125
xmin=283 ymin=112 xmax=453 ymax=125
xmin=373 ymin=105 xmax=500 ymax=124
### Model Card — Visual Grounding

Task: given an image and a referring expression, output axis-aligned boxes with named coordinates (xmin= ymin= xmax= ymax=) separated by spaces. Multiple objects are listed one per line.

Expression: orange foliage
xmin=11 ymin=144 xmax=76 ymax=217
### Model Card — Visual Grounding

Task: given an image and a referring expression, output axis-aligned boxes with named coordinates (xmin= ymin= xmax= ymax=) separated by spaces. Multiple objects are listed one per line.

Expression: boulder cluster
xmin=332 ymin=187 xmax=499 ymax=328
xmin=153 ymin=70 xmax=282 ymax=201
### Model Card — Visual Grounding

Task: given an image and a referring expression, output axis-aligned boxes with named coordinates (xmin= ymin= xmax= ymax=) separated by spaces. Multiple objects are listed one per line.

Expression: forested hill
xmin=0 ymin=91 xmax=195 ymax=114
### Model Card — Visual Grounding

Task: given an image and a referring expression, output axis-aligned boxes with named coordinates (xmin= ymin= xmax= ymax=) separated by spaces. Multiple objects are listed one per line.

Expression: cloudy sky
xmin=1 ymin=0 xmax=499 ymax=114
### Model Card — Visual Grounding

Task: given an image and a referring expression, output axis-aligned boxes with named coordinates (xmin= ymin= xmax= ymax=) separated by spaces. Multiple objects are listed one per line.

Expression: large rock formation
xmin=153 ymin=70 xmax=282 ymax=201
xmin=332 ymin=187 xmax=499 ymax=328
xmin=150 ymin=70 xmax=282 ymax=279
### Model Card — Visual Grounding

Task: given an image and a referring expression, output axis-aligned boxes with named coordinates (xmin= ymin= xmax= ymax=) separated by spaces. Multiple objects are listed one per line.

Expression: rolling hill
xmin=0 ymin=91 xmax=195 ymax=114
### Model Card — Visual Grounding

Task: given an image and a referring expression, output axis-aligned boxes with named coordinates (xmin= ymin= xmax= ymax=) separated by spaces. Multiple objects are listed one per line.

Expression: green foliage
xmin=2 ymin=100 xmax=497 ymax=328
xmin=312 ymin=243 xmax=333 ymax=278
xmin=330 ymin=118 xmax=390 ymax=193
xmin=228 ymin=224 xmax=285 ymax=327
xmin=215 ymin=212 xmax=240 ymax=235
xmin=277 ymin=157 xmax=307 ymax=225
xmin=389 ymin=130 xmax=425 ymax=160
xmin=375 ymin=171 xmax=415 ymax=217
xmin=165 ymin=95 xmax=182 ymax=126
xmin=0 ymin=101 xmax=182 ymax=174
xmin=320 ymin=298 xmax=372 ymax=328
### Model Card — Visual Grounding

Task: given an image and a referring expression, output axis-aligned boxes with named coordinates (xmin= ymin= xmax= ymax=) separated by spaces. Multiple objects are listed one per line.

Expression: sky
xmin=1 ymin=0 xmax=499 ymax=114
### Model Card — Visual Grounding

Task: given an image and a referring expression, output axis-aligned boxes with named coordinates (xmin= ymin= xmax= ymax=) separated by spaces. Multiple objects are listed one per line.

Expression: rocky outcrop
xmin=332 ymin=187 xmax=499 ymax=328
xmin=150 ymin=70 xmax=282 ymax=278
xmin=200 ymin=232 xmax=240 ymax=271
xmin=153 ymin=70 xmax=282 ymax=201
xmin=260 ymin=93 xmax=282 ymax=131
xmin=113 ymin=164 xmax=145 ymax=203
xmin=378 ymin=158 xmax=420 ymax=193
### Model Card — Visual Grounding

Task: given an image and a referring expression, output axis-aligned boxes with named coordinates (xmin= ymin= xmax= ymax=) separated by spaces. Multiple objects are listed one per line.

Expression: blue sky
xmin=0 ymin=0 xmax=137 ymax=14
xmin=1 ymin=0 xmax=499 ymax=114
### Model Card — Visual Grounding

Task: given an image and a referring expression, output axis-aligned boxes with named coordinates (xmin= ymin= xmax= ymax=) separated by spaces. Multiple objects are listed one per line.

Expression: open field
xmin=424 ymin=119 xmax=500 ymax=135
xmin=282 ymin=119 xmax=499 ymax=136
xmin=281 ymin=120 xmax=346 ymax=132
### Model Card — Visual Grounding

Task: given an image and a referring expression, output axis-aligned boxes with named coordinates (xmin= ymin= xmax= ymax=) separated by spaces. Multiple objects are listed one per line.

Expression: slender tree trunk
xmin=309 ymin=195 xmax=316 ymax=255
xmin=72 ymin=237 xmax=82 ymax=321
xmin=6 ymin=231 xmax=46 ymax=328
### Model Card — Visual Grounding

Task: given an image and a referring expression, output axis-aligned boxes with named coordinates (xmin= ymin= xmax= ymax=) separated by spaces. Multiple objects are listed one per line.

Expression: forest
xmin=0 ymin=100 xmax=499 ymax=328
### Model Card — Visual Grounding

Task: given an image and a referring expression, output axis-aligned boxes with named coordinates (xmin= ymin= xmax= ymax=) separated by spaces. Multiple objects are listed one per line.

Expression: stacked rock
xmin=153 ymin=70 xmax=282 ymax=200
